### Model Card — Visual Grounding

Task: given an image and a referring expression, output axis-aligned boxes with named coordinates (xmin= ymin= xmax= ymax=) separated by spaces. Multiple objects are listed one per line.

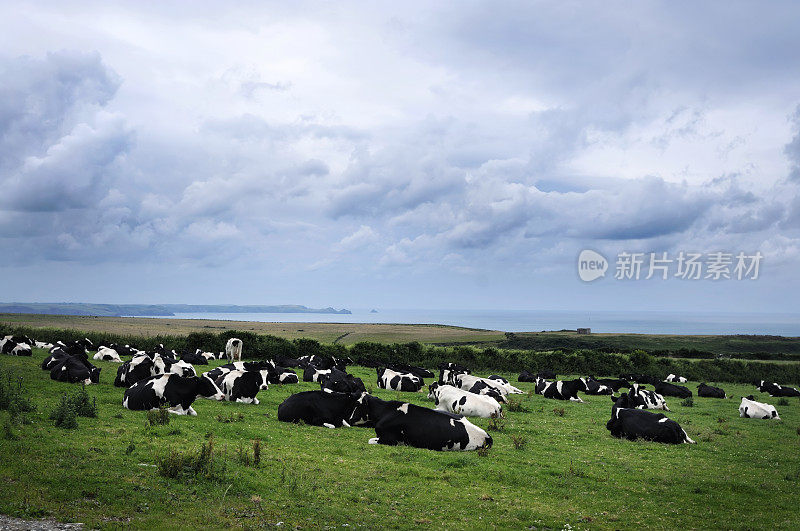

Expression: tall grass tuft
xmin=487 ymin=412 xmax=506 ymax=432
xmin=505 ymin=397 xmax=528 ymax=413
xmin=0 ymin=371 xmax=36 ymax=424
xmin=157 ymin=434 xmax=223 ymax=480
xmin=147 ymin=406 xmax=171 ymax=426
xmin=49 ymin=394 xmax=78 ymax=429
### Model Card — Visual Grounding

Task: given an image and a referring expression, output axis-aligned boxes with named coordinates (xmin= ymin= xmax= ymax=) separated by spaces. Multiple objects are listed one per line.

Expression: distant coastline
xmin=0 ymin=302 xmax=351 ymax=317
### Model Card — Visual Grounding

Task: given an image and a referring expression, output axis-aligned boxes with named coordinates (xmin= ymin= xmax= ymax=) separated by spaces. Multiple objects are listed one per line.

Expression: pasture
xmin=1 ymin=348 xmax=800 ymax=529
xmin=0 ymin=314 xmax=504 ymax=346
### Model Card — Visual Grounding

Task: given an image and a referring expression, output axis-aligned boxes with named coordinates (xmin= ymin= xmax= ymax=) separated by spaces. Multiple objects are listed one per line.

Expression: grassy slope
xmin=1 ymin=350 xmax=799 ymax=530
xmin=0 ymin=314 xmax=504 ymax=345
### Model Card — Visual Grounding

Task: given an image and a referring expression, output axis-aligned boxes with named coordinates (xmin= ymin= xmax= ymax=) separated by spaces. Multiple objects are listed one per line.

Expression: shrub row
xmin=2 ymin=323 xmax=798 ymax=385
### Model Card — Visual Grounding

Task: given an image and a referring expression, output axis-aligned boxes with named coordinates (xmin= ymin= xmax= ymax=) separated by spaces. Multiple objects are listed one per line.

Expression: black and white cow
xmin=205 ymin=361 xmax=272 ymax=381
xmin=303 ymin=365 xmax=332 ymax=383
xmin=665 ymin=374 xmax=688 ymax=383
xmin=427 ymin=383 xmax=502 ymax=418
xmin=215 ymin=369 xmax=270 ymax=404
xmin=320 ymin=369 xmax=366 ymax=394
xmin=755 ymin=380 xmax=800 ymax=397
xmin=518 ymin=370 xmax=537 ymax=382
xmin=277 ymin=390 xmax=370 ymax=428
xmin=114 ymin=355 xmax=156 ymax=387
xmin=387 ymin=364 xmax=434 ymax=380
xmin=451 ymin=374 xmax=508 ymax=403
xmin=225 ymin=338 xmax=243 ymax=362
xmin=297 ymin=355 xmax=351 ymax=371
xmin=655 ymin=381 xmax=692 ymax=399
xmin=739 ymin=396 xmax=780 ymax=420
xmin=274 ymin=355 xmax=303 ymax=368
xmin=363 ymin=395 xmax=493 ymax=451
xmin=573 ymin=377 xmax=613 ymax=395
xmin=377 ymin=367 xmax=423 ymax=392
xmin=180 ymin=349 xmax=210 ymax=365
xmin=123 ymin=374 xmax=224 ymax=415
xmin=438 ymin=363 xmax=471 ymax=385
xmin=94 ymin=346 xmax=123 ymax=362
xmin=590 ymin=378 xmax=631 ymax=392
xmin=0 ymin=336 xmax=32 ymax=356
xmin=611 ymin=384 xmax=670 ymax=411
xmin=697 ymin=383 xmax=727 ymax=399
xmin=534 ymin=378 xmax=583 ymax=402
xmin=269 ymin=367 xmax=299 ymax=384
xmin=50 ymin=355 xmax=101 ymax=385
xmin=606 ymin=405 xmax=695 ymax=444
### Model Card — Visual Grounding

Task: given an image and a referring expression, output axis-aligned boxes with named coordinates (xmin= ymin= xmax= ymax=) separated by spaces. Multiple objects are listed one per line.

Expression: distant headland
xmin=0 ymin=302 xmax=351 ymax=317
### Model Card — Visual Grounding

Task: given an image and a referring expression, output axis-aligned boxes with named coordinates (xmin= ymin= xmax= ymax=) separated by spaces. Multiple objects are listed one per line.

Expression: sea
xmin=132 ymin=309 xmax=800 ymax=336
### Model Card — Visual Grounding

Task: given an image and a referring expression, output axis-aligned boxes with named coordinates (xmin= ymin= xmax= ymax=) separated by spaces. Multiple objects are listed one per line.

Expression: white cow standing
xmin=225 ymin=338 xmax=243 ymax=362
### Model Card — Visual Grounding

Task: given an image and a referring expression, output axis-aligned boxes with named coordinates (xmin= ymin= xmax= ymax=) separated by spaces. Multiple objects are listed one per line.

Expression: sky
xmin=1 ymin=1 xmax=799 ymax=313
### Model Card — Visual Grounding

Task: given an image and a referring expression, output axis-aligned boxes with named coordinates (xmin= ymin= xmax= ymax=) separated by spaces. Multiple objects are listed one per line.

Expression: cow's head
xmin=347 ymin=392 xmax=373 ymax=426
xmin=427 ymin=382 xmax=440 ymax=400
xmin=89 ymin=366 xmax=102 ymax=384
xmin=197 ymin=375 xmax=225 ymax=401
xmin=258 ymin=370 xmax=271 ymax=391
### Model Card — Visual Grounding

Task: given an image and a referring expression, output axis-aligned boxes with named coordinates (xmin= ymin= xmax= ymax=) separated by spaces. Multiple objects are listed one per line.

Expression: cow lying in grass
xmin=277 ymin=390 xmax=370 ymax=428
xmin=215 ymin=369 xmax=270 ymax=404
xmin=655 ymin=381 xmax=692 ymax=399
xmin=363 ymin=395 xmax=493 ymax=451
xmin=534 ymin=378 xmax=583 ymax=402
xmin=321 ymin=369 xmax=366 ymax=393
xmin=615 ymin=384 xmax=670 ymax=411
xmin=607 ymin=396 xmax=695 ymax=444
xmin=756 ymin=380 xmax=800 ymax=397
xmin=1 ymin=336 xmax=33 ymax=356
xmin=428 ymin=383 xmax=502 ymax=418
xmin=739 ymin=396 xmax=780 ymax=420
xmin=123 ymin=374 xmax=224 ymax=415
xmin=697 ymin=383 xmax=727 ymax=398
xmin=377 ymin=367 xmax=423 ymax=392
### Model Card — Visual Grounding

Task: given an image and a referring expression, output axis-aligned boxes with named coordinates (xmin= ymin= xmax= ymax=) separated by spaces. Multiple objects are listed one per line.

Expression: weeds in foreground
xmin=147 ymin=406 xmax=170 ymax=426
xmin=216 ymin=412 xmax=244 ymax=423
xmin=681 ymin=397 xmax=694 ymax=407
xmin=476 ymin=445 xmax=491 ymax=457
xmin=777 ymin=398 xmax=790 ymax=406
xmin=0 ymin=371 xmax=36 ymax=424
xmin=157 ymin=434 xmax=224 ymax=480
xmin=510 ymin=434 xmax=527 ymax=450
xmin=487 ymin=412 xmax=506 ymax=432
xmin=553 ymin=407 xmax=566 ymax=417
xmin=506 ymin=397 xmax=528 ymax=413
xmin=49 ymin=395 xmax=78 ymax=429
xmin=49 ymin=385 xmax=98 ymax=429
xmin=235 ymin=439 xmax=262 ymax=467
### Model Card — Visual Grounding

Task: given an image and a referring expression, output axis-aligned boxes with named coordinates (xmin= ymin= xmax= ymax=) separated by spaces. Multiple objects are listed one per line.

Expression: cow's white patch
xmin=397 ymin=403 xmax=409 ymax=414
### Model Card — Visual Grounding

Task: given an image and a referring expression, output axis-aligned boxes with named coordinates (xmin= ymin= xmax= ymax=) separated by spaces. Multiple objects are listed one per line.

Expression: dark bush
xmin=50 ymin=395 xmax=78 ymax=429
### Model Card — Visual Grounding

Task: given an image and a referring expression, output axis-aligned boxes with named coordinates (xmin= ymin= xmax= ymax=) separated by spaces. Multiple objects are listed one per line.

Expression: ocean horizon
xmin=131 ymin=308 xmax=800 ymax=336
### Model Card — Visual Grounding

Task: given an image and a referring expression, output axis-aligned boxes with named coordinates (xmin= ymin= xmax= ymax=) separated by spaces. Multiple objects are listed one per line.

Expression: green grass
xmin=1 ymin=349 xmax=799 ymax=529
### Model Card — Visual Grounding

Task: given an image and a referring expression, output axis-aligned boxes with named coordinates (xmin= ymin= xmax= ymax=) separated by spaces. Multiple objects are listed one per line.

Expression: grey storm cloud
xmin=1 ymin=1 xmax=800 ymax=292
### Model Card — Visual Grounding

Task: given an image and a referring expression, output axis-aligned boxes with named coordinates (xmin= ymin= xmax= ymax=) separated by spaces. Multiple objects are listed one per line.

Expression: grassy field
xmin=0 ymin=314 xmax=504 ymax=346
xmin=1 ymin=348 xmax=799 ymax=529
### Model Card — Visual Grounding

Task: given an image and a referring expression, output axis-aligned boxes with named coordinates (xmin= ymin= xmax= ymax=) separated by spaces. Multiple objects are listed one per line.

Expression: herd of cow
xmin=2 ymin=333 xmax=798 ymax=451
